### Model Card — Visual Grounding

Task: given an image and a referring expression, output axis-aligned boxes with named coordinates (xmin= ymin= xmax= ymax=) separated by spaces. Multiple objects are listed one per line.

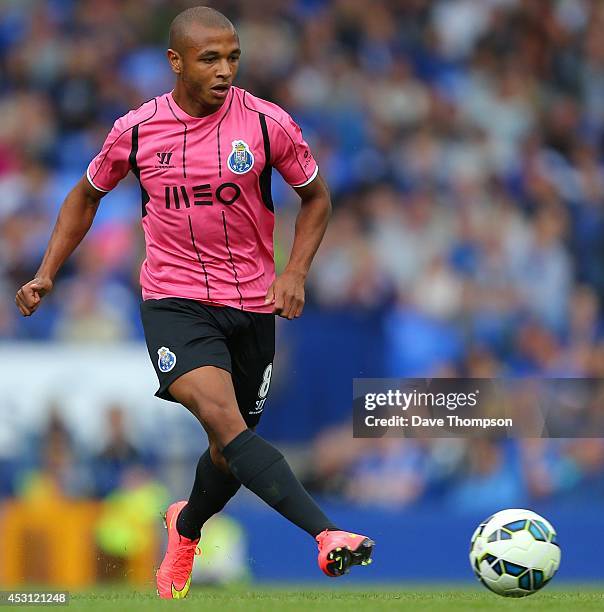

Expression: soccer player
xmin=15 ymin=6 xmax=374 ymax=599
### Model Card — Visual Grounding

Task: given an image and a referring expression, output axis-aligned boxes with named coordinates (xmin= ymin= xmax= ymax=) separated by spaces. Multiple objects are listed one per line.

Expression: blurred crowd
xmin=0 ymin=404 xmax=157 ymax=500
xmin=1 ymin=403 xmax=602 ymax=513
xmin=306 ymin=424 xmax=604 ymax=511
xmin=2 ymin=0 xmax=604 ymax=508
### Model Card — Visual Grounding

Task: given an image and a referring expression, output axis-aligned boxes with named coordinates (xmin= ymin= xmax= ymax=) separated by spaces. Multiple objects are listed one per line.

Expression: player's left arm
xmin=265 ymin=172 xmax=331 ymax=319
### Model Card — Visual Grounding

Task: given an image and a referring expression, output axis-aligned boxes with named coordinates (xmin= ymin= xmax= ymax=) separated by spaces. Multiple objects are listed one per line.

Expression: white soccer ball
xmin=469 ymin=508 xmax=561 ymax=597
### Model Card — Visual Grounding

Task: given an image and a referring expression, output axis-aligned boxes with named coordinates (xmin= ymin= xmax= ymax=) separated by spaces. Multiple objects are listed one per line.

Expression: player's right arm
xmin=15 ymin=177 xmax=107 ymax=316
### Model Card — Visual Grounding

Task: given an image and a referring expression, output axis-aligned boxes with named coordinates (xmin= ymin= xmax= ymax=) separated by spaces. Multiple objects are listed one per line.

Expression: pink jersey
xmin=86 ymin=87 xmax=318 ymax=313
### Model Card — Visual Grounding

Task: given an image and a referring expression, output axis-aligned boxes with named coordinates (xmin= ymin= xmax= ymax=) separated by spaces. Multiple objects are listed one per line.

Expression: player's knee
xmin=209 ymin=442 xmax=231 ymax=474
xmin=205 ymin=407 xmax=246 ymax=446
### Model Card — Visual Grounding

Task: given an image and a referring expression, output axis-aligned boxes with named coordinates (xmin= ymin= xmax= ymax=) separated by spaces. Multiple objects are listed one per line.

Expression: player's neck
xmin=171 ymin=86 xmax=225 ymax=119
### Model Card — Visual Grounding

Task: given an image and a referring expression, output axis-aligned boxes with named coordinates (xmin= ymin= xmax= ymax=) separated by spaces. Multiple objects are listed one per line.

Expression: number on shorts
xmin=258 ymin=363 xmax=273 ymax=399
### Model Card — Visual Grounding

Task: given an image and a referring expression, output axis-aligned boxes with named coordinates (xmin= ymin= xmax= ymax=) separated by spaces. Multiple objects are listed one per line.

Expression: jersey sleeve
xmin=86 ymin=117 xmax=133 ymax=192
xmin=269 ymin=113 xmax=318 ymax=188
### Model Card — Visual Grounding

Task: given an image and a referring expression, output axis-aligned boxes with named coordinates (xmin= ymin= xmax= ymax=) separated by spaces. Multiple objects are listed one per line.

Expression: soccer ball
xmin=469 ymin=508 xmax=561 ymax=597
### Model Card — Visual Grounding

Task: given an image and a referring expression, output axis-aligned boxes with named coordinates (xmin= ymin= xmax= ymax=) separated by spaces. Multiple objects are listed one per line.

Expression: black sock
xmin=176 ymin=448 xmax=241 ymax=540
xmin=222 ymin=429 xmax=338 ymax=537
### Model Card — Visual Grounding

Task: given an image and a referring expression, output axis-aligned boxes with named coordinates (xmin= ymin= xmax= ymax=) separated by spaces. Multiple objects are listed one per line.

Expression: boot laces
xmin=171 ymin=540 xmax=201 ymax=581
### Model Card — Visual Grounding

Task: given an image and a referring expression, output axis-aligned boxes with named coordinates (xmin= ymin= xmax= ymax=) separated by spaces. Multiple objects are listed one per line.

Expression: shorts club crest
xmin=228 ymin=140 xmax=254 ymax=174
xmin=141 ymin=299 xmax=275 ymax=428
xmin=157 ymin=346 xmax=177 ymax=372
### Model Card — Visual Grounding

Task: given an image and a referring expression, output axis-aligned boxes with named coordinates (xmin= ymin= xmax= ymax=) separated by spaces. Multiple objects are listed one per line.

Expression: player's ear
xmin=167 ymin=49 xmax=182 ymax=75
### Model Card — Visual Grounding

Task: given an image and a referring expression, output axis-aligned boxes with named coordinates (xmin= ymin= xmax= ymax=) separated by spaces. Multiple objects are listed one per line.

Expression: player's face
xmin=171 ymin=26 xmax=241 ymax=110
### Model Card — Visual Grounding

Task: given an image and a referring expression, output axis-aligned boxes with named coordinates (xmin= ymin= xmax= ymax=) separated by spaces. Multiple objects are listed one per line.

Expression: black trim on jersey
xmin=166 ymin=96 xmax=188 ymax=179
xmin=188 ymin=215 xmax=211 ymax=301
xmin=242 ymin=90 xmax=308 ymax=181
xmin=129 ymin=124 xmax=150 ymax=218
xmin=94 ymin=97 xmax=158 ymax=184
xmin=221 ymin=210 xmax=244 ymax=308
xmin=258 ymin=113 xmax=274 ymax=213
xmin=216 ymin=88 xmax=236 ymax=178
xmin=265 ymin=114 xmax=307 ymax=180
xmin=117 ymin=98 xmax=158 ymax=218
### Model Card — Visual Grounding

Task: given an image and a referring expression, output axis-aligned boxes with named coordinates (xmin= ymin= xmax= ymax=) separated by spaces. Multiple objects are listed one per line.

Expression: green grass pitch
xmin=19 ymin=585 xmax=604 ymax=611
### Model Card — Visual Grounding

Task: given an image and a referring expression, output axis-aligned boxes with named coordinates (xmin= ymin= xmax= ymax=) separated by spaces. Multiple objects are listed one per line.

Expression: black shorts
xmin=140 ymin=298 xmax=275 ymax=428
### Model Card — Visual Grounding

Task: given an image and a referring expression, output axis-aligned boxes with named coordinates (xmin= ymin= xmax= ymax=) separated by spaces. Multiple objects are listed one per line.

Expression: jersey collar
xmin=167 ymin=88 xmax=235 ymax=125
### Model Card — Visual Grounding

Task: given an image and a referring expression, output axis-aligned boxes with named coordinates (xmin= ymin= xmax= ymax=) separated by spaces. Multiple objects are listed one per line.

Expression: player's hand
xmin=265 ymin=269 xmax=305 ymax=319
xmin=15 ymin=277 xmax=53 ymax=317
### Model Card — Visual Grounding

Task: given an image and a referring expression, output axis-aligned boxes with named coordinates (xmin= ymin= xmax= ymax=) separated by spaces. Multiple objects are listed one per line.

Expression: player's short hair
xmin=169 ymin=6 xmax=236 ymax=53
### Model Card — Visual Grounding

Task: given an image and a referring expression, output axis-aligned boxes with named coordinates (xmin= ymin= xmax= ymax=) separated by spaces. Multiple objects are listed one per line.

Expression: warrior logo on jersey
xmin=157 ymin=346 xmax=176 ymax=372
xmin=228 ymin=140 xmax=254 ymax=174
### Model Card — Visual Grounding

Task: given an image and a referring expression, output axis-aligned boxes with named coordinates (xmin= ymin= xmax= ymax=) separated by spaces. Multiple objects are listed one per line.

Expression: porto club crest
xmin=228 ymin=140 xmax=254 ymax=174
xmin=157 ymin=346 xmax=176 ymax=372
